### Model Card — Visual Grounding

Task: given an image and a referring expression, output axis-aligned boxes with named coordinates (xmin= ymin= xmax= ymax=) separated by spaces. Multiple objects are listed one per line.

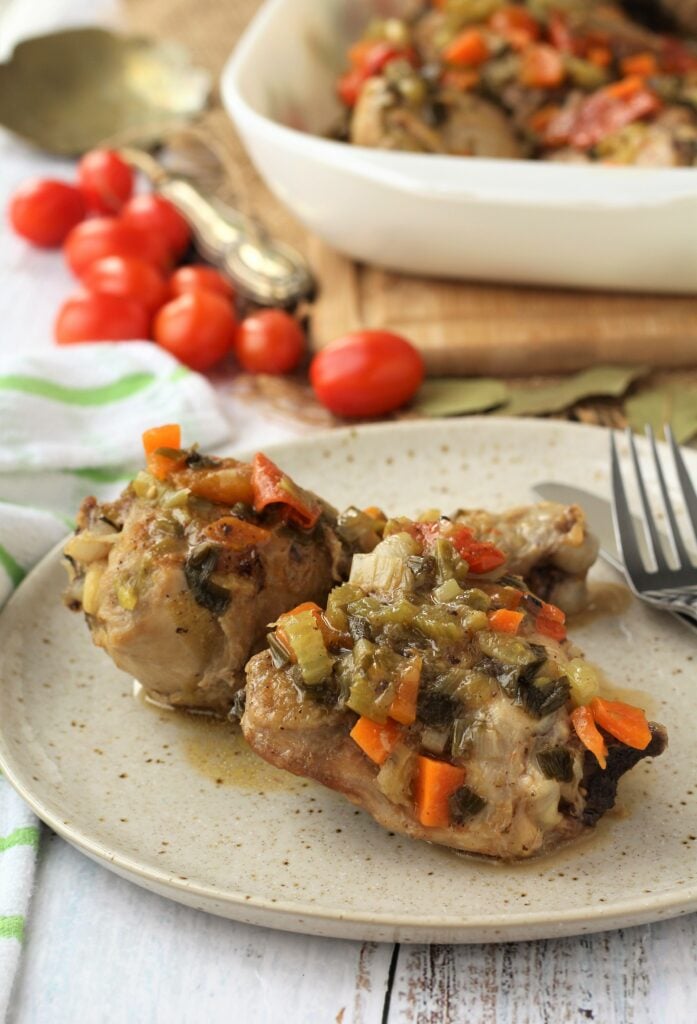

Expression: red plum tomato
xmin=81 ymin=256 xmax=169 ymax=315
xmin=64 ymin=217 xmax=171 ymax=276
xmin=8 ymin=179 xmax=85 ymax=247
xmin=55 ymin=292 xmax=150 ymax=344
xmin=153 ymin=290 xmax=237 ymax=371
xmin=235 ymin=310 xmax=304 ymax=374
xmin=77 ymin=149 xmax=134 ymax=214
xmin=309 ymin=330 xmax=424 ymax=417
xmin=169 ymin=264 xmax=234 ymax=300
xmin=122 ymin=194 xmax=191 ymax=259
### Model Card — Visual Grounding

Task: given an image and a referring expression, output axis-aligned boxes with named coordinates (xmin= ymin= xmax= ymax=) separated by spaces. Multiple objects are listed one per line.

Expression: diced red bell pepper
xmin=251 ymin=452 xmax=322 ymax=529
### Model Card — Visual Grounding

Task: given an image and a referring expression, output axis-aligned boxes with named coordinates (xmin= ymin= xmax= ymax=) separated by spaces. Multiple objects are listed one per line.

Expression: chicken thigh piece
xmin=243 ymin=519 xmax=665 ymax=862
xmin=64 ymin=446 xmax=348 ymax=714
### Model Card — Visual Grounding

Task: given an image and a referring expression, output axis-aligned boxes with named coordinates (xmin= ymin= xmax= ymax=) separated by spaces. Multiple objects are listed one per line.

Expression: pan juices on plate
xmin=243 ymin=515 xmax=667 ymax=861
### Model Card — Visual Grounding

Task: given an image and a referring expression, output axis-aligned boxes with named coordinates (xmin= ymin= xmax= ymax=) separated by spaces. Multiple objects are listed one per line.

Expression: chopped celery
xmin=324 ymin=583 xmax=365 ymax=632
xmin=349 ymin=533 xmax=418 ymax=594
xmin=161 ymin=488 xmax=190 ymax=509
xmin=477 ymin=631 xmax=538 ymax=667
xmin=413 ymin=605 xmax=464 ymax=643
xmin=281 ymin=610 xmax=333 ymax=687
xmin=376 ymin=744 xmax=415 ymax=808
xmin=433 ymin=579 xmax=463 ymax=604
xmin=460 ymin=588 xmax=491 ymax=611
xmin=460 ymin=608 xmax=488 ymax=633
xmin=348 ymin=596 xmax=419 ymax=631
xmin=566 ymin=658 xmax=600 ymax=707
xmin=132 ymin=471 xmax=159 ymax=500
xmin=452 ymin=670 xmax=497 ymax=708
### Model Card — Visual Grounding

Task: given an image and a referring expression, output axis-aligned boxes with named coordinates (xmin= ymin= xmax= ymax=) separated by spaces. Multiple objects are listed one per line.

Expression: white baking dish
xmin=222 ymin=0 xmax=697 ymax=294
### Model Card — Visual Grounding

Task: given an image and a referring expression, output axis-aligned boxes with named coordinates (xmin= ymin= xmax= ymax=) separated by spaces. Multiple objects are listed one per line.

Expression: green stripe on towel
xmin=0 ymin=372 xmax=156 ymax=406
xmin=69 ymin=466 xmax=134 ymax=484
xmin=0 ymin=917 xmax=24 ymax=942
xmin=0 ymin=543 xmax=25 ymax=587
xmin=0 ymin=826 xmax=39 ymax=852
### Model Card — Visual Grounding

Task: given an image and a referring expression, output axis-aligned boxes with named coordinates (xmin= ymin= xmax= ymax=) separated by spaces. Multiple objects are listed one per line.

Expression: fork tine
xmin=610 ymin=431 xmax=646 ymax=577
xmin=626 ymin=428 xmax=670 ymax=571
xmin=646 ymin=425 xmax=692 ymax=568
xmin=666 ymin=423 xmax=697 ymax=543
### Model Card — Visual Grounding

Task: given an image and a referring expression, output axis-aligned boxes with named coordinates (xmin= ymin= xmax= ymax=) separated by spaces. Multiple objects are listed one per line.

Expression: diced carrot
xmin=607 ymin=75 xmax=644 ymax=99
xmin=489 ymin=7 xmax=540 ymax=51
xmin=571 ymin=705 xmax=607 ymax=769
xmin=142 ymin=424 xmax=183 ymax=481
xmin=621 ymin=52 xmax=658 ymax=77
xmin=589 ymin=698 xmax=652 ymax=751
xmin=443 ymin=28 xmax=490 ymax=67
xmin=520 ymin=44 xmax=565 ymax=88
xmin=362 ymin=506 xmax=383 ymax=519
xmin=415 ymin=756 xmax=466 ymax=828
xmin=202 ymin=516 xmax=270 ymax=551
xmin=587 ymin=45 xmax=612 ymax=68
xmin=488 ymin=609 xmax=525 ymax=634
xmin=251 ymin=452 xmax=321 ymax=530
xmin=142 ymin=424 xmax=181 ymax=457
xmin=389 ymin=655 xmax=422 ymax=726
xmin=350 ymin=716 xmax=402 ymax=766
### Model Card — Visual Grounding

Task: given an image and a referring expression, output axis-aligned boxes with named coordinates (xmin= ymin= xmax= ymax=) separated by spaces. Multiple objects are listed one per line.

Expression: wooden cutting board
xmin=125 ymin=0 xmax=697 ymax=377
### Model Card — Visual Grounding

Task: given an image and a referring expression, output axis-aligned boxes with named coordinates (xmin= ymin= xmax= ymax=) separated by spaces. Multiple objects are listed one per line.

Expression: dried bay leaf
xmin=626 ymin=385 xmax=697 ymax=444
xmin=501 ymin=365 xmax=648 ymax=418
xmin=413 ymin=378 xmax=509 ymax=417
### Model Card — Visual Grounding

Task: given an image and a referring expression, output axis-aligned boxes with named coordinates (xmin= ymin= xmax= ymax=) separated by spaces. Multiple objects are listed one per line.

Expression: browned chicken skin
xmin=242 ymin=521 xmax=666 ymax=862
xmin=64 ymin=451 xmax=347 ymax=714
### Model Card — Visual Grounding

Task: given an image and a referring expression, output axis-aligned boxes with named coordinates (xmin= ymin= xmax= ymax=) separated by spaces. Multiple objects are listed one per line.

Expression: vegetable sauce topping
xmin=258 ymin=511 xmax=664 ymax=853
xmin=334 ymin=0 xmax=697 ymax=165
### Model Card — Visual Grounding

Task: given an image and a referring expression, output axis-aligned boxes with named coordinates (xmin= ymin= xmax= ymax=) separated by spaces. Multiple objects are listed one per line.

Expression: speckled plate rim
xmin=2 ymin=417 xmax=696 ymax=944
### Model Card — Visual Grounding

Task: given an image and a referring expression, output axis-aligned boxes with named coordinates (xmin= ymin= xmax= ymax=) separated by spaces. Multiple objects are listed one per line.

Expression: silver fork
xmin=610 ymin=425 xmax=697 ymax=622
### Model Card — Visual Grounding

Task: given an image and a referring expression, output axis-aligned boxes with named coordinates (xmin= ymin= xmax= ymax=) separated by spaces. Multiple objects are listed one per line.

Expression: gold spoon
xmin=0 ymin=27 xmax=315 ymax=307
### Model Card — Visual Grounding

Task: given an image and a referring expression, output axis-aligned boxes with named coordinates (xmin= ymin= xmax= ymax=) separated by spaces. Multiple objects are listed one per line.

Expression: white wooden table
xmin=2 ymin=2 xmax=697 ymax=1021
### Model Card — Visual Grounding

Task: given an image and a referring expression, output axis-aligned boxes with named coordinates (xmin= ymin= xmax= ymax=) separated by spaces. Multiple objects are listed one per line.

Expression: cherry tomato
xmin=121 ymin=194 xmax=191 ymax=259
xmin=310 ymin=330 xmax=424 ymax=418
xmin=64 ymin=217 xmax=171 ymax=276
xmin=169 ymin=264 xmax=234 ymax=300
xmin=153 ymin=291 xmax=237 ymax=371
xmin=8 ymin=179 xmax=85 ymax=248
xmin=77 ymin=149 xmax=134 ymax=214
xmin=80 ymin=256 xmax=169 ymax=314
xmin=234 ymin=310 xmax=304 ymax=374
xmin=54 ymin=291 xmax=150 ymax=344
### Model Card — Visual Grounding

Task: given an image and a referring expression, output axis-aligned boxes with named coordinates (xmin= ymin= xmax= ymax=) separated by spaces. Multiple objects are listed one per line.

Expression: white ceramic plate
xmin=1 ymin=419 xmax=696 ymax=943
xmin=222 ymin=0 xmax=697 ymax=293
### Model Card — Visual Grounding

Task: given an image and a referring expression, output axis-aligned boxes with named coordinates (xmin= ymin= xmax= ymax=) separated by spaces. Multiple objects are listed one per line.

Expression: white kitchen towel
xmin=0 ymin=341 xmax=231 ymax=1019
